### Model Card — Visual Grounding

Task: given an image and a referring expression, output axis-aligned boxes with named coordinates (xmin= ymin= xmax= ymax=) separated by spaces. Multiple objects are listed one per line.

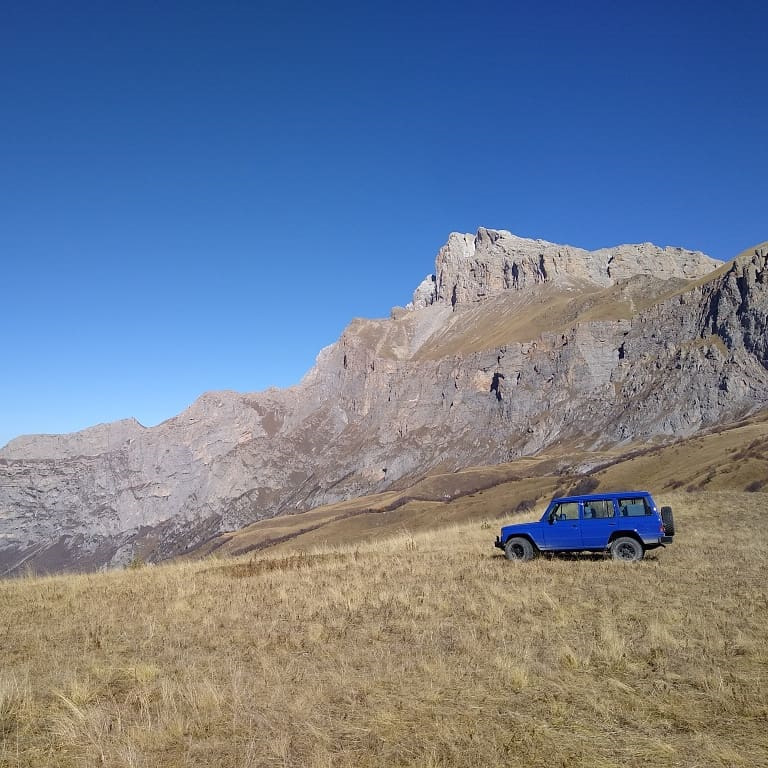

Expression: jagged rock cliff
xmin=1 ymin=230 xmax=766 ymax=575
xmin=410 ymin=228 xmax=717 ymax=307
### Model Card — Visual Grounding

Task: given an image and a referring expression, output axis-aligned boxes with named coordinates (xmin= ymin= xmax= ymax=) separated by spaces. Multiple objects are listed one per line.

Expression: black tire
xmin=504 ymin=537 xmax=537 ymax=562
xmin=660 ymin=506 xmax=675 ymax=536
xmin=610 ymin=536 xmax=644 ymax=562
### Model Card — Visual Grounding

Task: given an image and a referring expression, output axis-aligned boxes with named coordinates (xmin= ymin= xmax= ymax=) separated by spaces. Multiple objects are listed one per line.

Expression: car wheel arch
xmin=607 ymin=530 xmax=643 ymax=546
xmin=502 ymin=533 xmax=538 ymax=549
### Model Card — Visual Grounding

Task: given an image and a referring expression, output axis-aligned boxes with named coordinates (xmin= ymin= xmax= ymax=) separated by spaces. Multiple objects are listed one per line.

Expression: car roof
xmin=551 ymin=491 xmax=650 ymax=503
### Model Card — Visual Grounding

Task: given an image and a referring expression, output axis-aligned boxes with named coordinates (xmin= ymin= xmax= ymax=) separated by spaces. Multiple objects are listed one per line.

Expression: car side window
xmin=551 ymin=502 xmax=579 ymax=521
xmin=584 ymin=499 xmax=614 ymax=519
xmin=618 ymin=497 xmax=650 ymax=516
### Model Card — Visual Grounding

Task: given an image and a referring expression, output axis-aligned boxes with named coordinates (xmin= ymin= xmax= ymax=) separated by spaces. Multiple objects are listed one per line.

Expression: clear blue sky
xmin=1 ymin=1 xmax=766 ymax=447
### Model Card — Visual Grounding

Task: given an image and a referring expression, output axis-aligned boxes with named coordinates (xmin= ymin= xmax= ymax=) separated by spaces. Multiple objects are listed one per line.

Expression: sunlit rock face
xmin=426 ymin=228 xmax=718 ymax=306
xmin=1 ymin=230 xmax=765 ymax=575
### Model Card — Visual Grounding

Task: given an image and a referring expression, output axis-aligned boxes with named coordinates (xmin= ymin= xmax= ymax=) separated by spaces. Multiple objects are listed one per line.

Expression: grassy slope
xmin=1 ymin=490 xmax=767 ymax=767
xmin=193 ymin=410 xmax=768 ymax=559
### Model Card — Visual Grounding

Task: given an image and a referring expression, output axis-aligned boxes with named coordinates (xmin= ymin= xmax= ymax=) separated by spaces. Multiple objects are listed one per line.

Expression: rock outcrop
xmin=1 ymin=230 xmax=766 ymax=575
xmin=415 ymin=228 xmax=719 ymax=307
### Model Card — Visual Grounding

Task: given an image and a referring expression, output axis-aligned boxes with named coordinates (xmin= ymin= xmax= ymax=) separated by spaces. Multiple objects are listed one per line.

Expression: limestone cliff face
xmin=1 ymin=230 xmax=765 ymax=575
xmin=410 ymin=228 xmax=719 ymax=307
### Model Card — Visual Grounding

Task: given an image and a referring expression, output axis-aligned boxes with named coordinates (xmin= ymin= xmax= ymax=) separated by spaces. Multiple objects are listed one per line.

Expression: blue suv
xmin=494 ymin=491 xmax=675 ymax=562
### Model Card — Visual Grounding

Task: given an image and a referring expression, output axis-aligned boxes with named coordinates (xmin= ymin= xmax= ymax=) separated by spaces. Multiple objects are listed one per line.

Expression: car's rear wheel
xmin=610 ymin=536 xmax=644 ymax=562
xmin=504 ymin=537 xmax=536 ymax=561
xmin=660 ymin=506 xmax=675 ymax=536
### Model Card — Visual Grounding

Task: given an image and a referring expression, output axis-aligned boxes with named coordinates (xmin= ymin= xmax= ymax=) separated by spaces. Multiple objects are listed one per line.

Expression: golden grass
xmin=196 ymin=470 xmax=563 ymax=560
xmin=197 ymin=411 xmax=768 ymax=559
xmin=592 ymin=413 xmax=768 ymax=494
xmin=2 ymin=491 xmax=767 ymax=767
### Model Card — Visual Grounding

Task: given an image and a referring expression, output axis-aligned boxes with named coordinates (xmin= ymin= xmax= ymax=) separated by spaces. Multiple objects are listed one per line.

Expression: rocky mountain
xmin=2 ymin=228 xmax=767 ymax=575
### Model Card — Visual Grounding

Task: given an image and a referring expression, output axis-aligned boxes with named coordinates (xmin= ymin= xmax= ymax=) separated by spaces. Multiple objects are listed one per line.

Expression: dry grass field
xmin=2 ymin=490 xmax=767 ymax=767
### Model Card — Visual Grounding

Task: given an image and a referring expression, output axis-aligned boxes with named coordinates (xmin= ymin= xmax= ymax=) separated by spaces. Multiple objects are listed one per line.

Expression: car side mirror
xmin=548 ymin=512 xmax=556 ymax=524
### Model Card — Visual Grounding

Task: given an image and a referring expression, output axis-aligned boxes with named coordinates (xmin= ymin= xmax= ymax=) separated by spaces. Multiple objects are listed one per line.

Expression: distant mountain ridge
xmin=1 ymin=229 xmax=766 ymax=575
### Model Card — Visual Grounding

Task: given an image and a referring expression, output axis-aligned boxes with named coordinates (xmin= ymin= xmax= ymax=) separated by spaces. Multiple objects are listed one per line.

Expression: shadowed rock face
xmin=1 ymin=230 xmax=766 ymax=575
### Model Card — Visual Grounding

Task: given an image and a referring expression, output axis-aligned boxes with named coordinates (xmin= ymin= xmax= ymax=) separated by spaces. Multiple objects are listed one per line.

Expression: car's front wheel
xmin=504 ymin=537 xmax=537 ymax=562
xmin=610 ymin=536 xmax=644 ymax=562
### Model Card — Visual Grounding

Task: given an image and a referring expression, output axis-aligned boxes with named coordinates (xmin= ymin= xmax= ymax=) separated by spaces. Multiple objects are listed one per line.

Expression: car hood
xmin=500 ymin=521 xmax=545 ymax=538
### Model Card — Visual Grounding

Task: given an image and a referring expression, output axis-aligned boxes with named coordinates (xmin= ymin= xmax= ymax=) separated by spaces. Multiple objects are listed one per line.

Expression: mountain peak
xmin=410 ymin=229 xmax=720 ymax=309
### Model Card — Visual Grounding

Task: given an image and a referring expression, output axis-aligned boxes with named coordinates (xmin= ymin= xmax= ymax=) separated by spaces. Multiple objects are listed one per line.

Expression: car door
xmin=544 ymin=501 xmax=582 ymax=549
xmin=581 ymin=498 xmax=618 ymax=549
